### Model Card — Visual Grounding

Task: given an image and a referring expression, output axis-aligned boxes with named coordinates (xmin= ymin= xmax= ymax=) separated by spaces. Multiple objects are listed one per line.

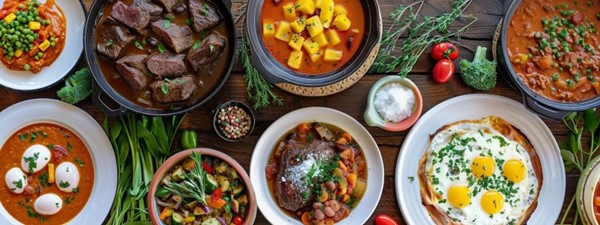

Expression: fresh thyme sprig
xmin=163 ymin=152 xmax=207 ymax=205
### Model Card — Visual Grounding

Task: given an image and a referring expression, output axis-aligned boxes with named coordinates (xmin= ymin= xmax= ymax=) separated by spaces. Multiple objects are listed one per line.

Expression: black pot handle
xmin=223 ymin=0 xmax=232 ymax=9
xmin=92 ymin=86 xmax=127 ymax=117
xmin=523 ymin=95 xmax=569 ymax=120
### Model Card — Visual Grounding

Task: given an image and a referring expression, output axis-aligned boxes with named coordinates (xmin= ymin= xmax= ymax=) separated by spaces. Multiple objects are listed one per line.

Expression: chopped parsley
xmin=67 ymin=142 xmax=73 ymax=152
xmin=23 ymin=152 xmax=40 ymax=173
xmin=192 ymin=40 xmax=201 ymax=50
xmin=59 ymin=181 xmax=70 ymax=188
xmin=39 ymin=172 xmax=50 ymax=188
xmin=135 ymin=40 xmax=144 ymax=50
xmin=63 ymin=196 xmax=74 ymax=204
xmin=30 ymin=132 xmax=38 ymax=142
xmin=408 ymin=176 xmax=415 ymax=182
xmin=74 ymin=158 xmax=85 ymax=167
xmin=106 ymin=39 xmax=113 ymax=47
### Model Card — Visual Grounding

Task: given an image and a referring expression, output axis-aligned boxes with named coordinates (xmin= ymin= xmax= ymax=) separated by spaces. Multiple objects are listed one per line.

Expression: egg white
xmin=424 ymin=121 xmax=538 ymax=225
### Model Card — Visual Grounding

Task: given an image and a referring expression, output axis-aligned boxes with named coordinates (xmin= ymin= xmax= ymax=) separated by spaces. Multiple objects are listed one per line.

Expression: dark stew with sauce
xmin=94 ymin=0 xmax=230 ymax=110
xmin=265 ymin=122 xmax=367 ymax=225
xmin=508 ymin=0 xmax=600 ymax=102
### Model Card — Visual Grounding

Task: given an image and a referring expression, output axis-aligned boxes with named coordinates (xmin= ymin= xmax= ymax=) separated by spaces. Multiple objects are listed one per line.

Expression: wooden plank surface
xmin=0 ymin=0 xmax=580 ymax=224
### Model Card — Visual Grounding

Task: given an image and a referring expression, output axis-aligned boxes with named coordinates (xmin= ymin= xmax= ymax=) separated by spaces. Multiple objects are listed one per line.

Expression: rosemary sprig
xmin=163 ymin=152 xmax=207 ymax=205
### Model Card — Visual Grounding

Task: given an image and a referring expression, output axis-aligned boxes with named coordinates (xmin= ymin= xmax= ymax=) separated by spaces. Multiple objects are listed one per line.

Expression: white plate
xmin=250 ymin=107 xmax=384 ymax=225
xmin=0 ymin=0 xmax=85 ymax=91
xmin=395 ymin=94 xmax=565 ymax=224
xmin=0 ymin=99 xmax=116 ymax=225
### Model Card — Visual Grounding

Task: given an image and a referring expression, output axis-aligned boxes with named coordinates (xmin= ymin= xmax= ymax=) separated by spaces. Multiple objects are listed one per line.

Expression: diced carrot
xmin=301 ymin=211 xmax=311 ymax=225
xmin=338 ymin=161 xmax=348 ymax=172
xmin=159 ymin=207 xmax=174 ymax=221
xmin=296 ymin=123 xmax=311 ymax=133
xmin=340 ymin=149 xmax=354 ymax=162
xmin=347 ymin=173 xmax=357 ymax=188
xmin=334 ymin=137 xmax=347 ymax=145
xmin=340 ymin=194 xmax=350 ymax=203
xmin=206 ymin=197 xmax=227 ymax=209
xmin=318 ymin=187 xmax=329 ymax=202
xmin=324 ymin=218 xmax=334 ymax=225
xmin=341 ymin=133 xmax=352 ymax=142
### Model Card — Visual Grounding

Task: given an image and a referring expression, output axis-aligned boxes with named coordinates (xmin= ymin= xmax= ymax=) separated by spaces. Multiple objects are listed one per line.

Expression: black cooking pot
xmin=84 ymin=0 xmax=235 ymax=116
xmin=498 ymin=0 xmax=600 ymax=120
xmin=246 ymin=0 xmax=381 ymax=87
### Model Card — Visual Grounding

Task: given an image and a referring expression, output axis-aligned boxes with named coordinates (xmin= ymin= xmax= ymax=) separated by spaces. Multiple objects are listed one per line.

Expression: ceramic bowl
xmin=364 ymin=76 xmax=423 ymax=131
xmin=213 ymin=101 xmax=255 ymax=142
xmin=578 ymin=155 xmax=600 ymax=225
xmin=148 ymin=148 xmax=257 ymax=225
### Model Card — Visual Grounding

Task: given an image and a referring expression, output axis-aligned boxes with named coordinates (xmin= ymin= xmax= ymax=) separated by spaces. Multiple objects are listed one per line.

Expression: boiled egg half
xmin=5 ymin=167 xmax=27 ymax=194
xmin=21 ymin=144 xmax=51 ymax=174
xmin=34 ymin=193 xmax=62 ymax=215
xmin=55 ymin=162 xmax=80 ymax=192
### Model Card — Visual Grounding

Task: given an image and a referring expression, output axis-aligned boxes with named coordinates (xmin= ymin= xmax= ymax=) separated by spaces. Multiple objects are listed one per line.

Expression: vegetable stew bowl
xmin=246 ymin=0 xmax=382 ymax=88
xmin=148 ymin=148 xmax=257 ymax=225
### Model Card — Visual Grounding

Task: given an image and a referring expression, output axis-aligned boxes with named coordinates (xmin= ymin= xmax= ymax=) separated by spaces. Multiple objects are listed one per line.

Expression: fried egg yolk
xmin=481 ymin=190 xmax=504 ymax=214
xmin=447 ymin=185 xmax=471 ymax=208
xmin=503 ymin=159 xmax=526 ymax=183
xmin=471 ymin=156 xmax=495 ymax=178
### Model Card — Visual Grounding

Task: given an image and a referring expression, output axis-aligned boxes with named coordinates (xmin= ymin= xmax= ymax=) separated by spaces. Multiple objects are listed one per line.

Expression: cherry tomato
xmin=211 ymin=187 xmax=222 ymax=202
xmin=202 ymin=161 xmax=214 ymax=174
xmin=432 ymin=59 xmax=455 ymax=83
xmin=431 ymin=42 xmax=459 ymax=61
xmin=233 ymin=216 xmax=244 ymax=225
xmin=375 ymin=214 xmax=400 ymax=225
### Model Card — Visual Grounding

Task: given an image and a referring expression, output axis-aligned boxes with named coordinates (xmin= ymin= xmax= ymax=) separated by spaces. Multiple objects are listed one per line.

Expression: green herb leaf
xmin=163 ymin=20 xmax=171 ymax=29
xmin=158 ymin=43 xmax=166 ymax=53
xmin=161 ymin=83 xmax=168 ymax=94
xmin=135 ymin=40 xmax=144 ymax=50
xmin=74 ymin=158 xmax=85 ymax=167
xmin=209 ymin=44 xmax=215 ymax=52
xmin=39 ymin=172 xmax=49 ymax=188
xmin=192 ymin=40 xmax=201 ymax=50
xmin=106 ymin=39 xmax=113 ymax=47
xmin=59 ymin=181 xmax=70 ymax=188
xmin=584 ymin=109 xmax=600 ymax=132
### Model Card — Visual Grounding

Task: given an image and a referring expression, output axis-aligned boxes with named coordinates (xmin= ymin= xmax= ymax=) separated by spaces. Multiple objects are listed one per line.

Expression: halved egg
xmin=5 ymin=167 xmax=27 ymax=194
xmin=55 ymin=162 xmax=80 ymax=192
xmin=34 ymin=193 xmax=62 ymax=215
xmin=20 ymin=144 xmax=51 ymax=174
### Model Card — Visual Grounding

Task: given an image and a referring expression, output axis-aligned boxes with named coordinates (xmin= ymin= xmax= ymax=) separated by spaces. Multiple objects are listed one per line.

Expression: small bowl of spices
xmin=213 ymin=101 xmax=255 ymax=141
xmin=364 ymin=76 xmax=423 ymax=131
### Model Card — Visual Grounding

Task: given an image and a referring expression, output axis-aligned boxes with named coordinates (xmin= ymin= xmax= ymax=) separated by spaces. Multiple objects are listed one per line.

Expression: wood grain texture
xmin=0 ymin=0 xmax=579 ymax=224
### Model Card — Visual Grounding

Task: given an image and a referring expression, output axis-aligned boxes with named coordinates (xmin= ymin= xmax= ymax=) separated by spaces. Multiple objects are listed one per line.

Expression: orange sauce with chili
xmin=0 ymin=0 xmax=66 ymax=73
xmin=260 ymin=0 xmax=365 ymax=75
xmin=0 ymin=123 xmax=94 ymax=224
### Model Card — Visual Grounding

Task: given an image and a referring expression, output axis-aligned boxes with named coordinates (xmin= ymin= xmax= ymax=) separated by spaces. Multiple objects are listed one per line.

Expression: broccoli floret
xmin=56 ymin=68 xmax=92 ymax=104
xmin=459 ymin=46 xmax=498 ymax=91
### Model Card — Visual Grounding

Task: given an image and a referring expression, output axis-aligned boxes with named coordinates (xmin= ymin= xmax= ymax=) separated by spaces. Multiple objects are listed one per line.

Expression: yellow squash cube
xmin=324 ymin=48 xmax=343 ymax=62
xmin=314 ymin=0 xmax=323 ymax=8
xmin=333 ymin=4 xmax=348 ymax=16
xmin=275 ymin=21 xmax=293 ymax=42
xmin=38 ymin=39 xmax=51 ymax=51
xmin=288 ymin=34 xmax=305 ymax=51
xmin=263 ymin=20 xmax=276 ymax=37
xmin=29 ymin=21 xmax=41 ymax=30
xmin=312 ymin=32 xmax=328 ymax=47
xmin=295 ymin=0 xmax=316 ymax=15
xmin=283 ymin=3 xmax=297 ymax=21
xmin=14 ymin=49 xmax=22 ymax=57
xmin=290 ymin=17 xmax=306 ymax=33
xmin=309 ymin=49 xmax=324 ymax=62
xmin=333 ymin=14 xmax=351 ymax=31
xmin=319 ymin=0 xmax=334 ymax=28
xmin=3 ymin=13 xmax=16 ymax=24
xmin=303 ymin=38 xmax=320 ymax=55
xmin=305 ymin=16 xmax=323 ymax=37
xmin=327 ymin=30 xmax=341 ymax=46
xmin=287 ymin=50 xmax=303 ymax=69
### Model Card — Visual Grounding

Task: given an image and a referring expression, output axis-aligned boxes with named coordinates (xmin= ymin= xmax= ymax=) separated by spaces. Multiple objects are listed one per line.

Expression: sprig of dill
xmin=369 ymin=0 xmax=477 ymax=77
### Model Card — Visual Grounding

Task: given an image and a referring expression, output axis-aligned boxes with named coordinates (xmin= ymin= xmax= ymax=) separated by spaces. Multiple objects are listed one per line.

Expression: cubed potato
xmin=275 ymin=21 xmax=293 ymax=42
xmin=314 ymin=0 xmax=323 ymax=8
xmin=288 ymin=34 xmax=305 ymax=51
xmin=319 ymin=0 xmax=334 ymax=28
xmin=332 ymin=14 xmax=351 ymax=31
xmin=305 ymin=16 xmax=324 ymax=37
xmin=303 ymin=38 xmax=320 ymax=55
xmin=290 ymin=17 xmax=306 ymax=33
xmin=312 ymin=32 xmax=328 ymax=47
xmin=295 ymin=0 xmax=315 ymax=15
xmin=283 ymin=3 xmax=297 ymax=21
xmin=287 ymin=50 xmax=303 ymax=69
xmin=263 ymin=20 xmax=276 ymax=37
xmin=333 ymin=4 xmax=348 ymax=17
xmin=324 ymin=48 xmax=343 ymax=62
xmin=309 ymin=49 xmax=324 ymax=62
xmin=327 ymin=29 xmax=341 ymax=46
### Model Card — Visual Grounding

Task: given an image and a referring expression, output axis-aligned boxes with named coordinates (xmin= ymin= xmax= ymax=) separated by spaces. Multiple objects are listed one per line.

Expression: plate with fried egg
xmin=395 ymin=94 xmax=564 ymax=225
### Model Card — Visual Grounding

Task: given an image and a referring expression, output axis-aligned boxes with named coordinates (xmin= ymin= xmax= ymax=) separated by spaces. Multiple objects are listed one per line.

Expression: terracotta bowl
xmin=364 ymin=76 xmax=423 ymax=131
xmin=578 ymin=155 xmax=600 ymax=225
xmin=148 ymin=148 xmax=257 ymax=225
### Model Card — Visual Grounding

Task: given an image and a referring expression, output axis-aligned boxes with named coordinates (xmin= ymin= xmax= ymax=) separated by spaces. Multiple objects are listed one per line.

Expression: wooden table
xmin=0 ymin=0 xmax=579 ymax=224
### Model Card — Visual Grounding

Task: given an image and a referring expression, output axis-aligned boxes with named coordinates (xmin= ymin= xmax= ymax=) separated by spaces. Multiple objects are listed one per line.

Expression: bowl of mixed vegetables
xmin=148 ymin=148 xmax=257 ymax=225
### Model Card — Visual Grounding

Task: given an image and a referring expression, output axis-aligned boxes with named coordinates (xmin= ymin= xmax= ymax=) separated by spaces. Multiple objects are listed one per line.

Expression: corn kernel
xmin=29 ymin=21 xmax=41 ymax=30
xmin=4 ymin=13 xmax=16 ymax=24
xmin=15 ymin=49 xmax=22 ymax=57
xmin=38 ymin=39 xmax=51 ymax=51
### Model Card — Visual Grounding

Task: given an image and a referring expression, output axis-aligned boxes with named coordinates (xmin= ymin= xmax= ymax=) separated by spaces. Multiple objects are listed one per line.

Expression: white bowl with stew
xmin=249 ymin=107 xmax=384 ymax=225
xmin=579 ymin=155 xmax=600 ymax=224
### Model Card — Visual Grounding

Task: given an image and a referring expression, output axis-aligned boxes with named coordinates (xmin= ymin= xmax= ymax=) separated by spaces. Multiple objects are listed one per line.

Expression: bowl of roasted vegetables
xmin=148 ymin=148 xmax=256 ymax=225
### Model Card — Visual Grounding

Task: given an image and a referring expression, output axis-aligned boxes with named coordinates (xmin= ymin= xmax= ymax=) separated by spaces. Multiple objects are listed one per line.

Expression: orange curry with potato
xmin=0 ymin=0 xmax=66 ymax=73
xmin=260 ymin=0 xmax=365 ymax=75
xmin=507 ymin=0 xmax=600 ymax=102
xmin=0 ymin=123 xmax=94 ymax=224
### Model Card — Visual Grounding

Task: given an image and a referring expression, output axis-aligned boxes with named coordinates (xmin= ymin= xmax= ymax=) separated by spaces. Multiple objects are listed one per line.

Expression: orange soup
xmin=0 ymin=123 xmax=94 ymax=224
xmin=260 ymin=0 xmax=365 ymax=75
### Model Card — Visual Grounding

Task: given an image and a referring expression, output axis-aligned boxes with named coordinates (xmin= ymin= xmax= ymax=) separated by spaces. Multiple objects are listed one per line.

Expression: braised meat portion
xmin=146 ymin=53 xmax=187 ymax=78
xmin=154 ymin=0 xmax=182 ymax=12
xmin=132 ymin=0 xmax=163 ymax=20
xmin=186 ymin=32 xmax=225 ymax=72
xmin=96 ymin=18 xmax=135 ymax=59
xmin=149 ymin=76 xmax=196 ymax=103
xmin=151 ymin=20 xmax=194 ymax=53
xmin=116 ymin=54 xmax=150 ymax=91
xmin=188 ymin=0 xmax=221 ymax=32
xmin=111 ymin=1 xmax=150 ymax=32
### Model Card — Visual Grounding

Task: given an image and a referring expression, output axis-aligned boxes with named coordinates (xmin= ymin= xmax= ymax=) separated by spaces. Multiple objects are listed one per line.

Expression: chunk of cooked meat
xmin=111 ymin=1 xmax=150 ymax=32
xmin=149 ymin=76 xmax=196 ymax=103
xmin=151 ymin=20 xmax=194 ymax=53
xmin=275 ymin=140 xmax=336 ymax=211
xmin=154 ymin=0 xmax=182 ymax=12
xmin=132 ymin=0 xmax=163 ymax=20
xmin=116 ymin=54 xmax=150 ymax=90
xmin=186 ymin=32 xmax=225 ymax=72
xmin=188 ymin=0 xmax=221 ymax=32
xmin=96 ymin=18 xmax=135 ymax=59
xmin=146 ymin=53 xmax=187 ymax=78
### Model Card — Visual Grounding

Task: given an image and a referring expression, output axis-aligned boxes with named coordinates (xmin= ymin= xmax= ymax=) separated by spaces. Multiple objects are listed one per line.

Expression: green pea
xmin=49 ymin=36 xmax=55 ymax=42
xmin=23 ymin=64 xmax=30 ymax=71
xmin=34 ymin=55 xmax=39 ymax=60
xmin=50 ymin=42 xmax=55 ymax=47
xmin=15 ymin=42 xmax=21 ymax=48
xmin=27 ymin=35 xmax=33 ymax=41
xmin=36 ymin=52 xmax=43 ymax=57
xmin=35 ymin=16 xmax=40 ymax=21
